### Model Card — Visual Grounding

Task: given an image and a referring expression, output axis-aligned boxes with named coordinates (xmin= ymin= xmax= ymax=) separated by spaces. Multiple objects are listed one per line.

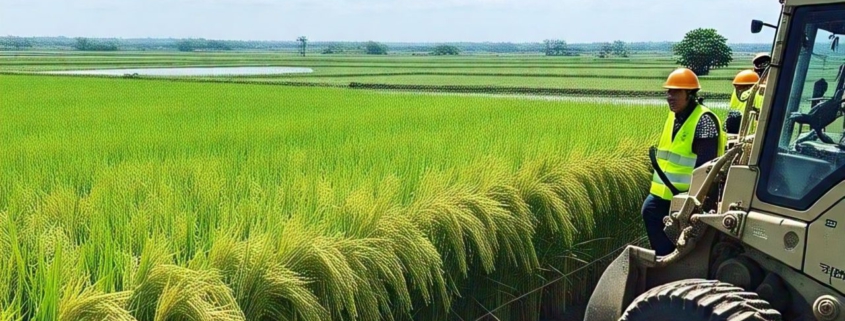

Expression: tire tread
xmin=619 ymin=278 xmax=782 ymax=321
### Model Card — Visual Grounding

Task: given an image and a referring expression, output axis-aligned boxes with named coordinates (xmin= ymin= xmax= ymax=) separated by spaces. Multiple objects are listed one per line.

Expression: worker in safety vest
xmin=739 ymin=82 xmax=765 ymax=135
xmin=752 ymin=52 xmax=771 ymax=77
xmin=742 ymin=52 xmax=770 ymax=111
xmin=730 ymin=69 xmax=760 ymax=112
xmin=641 ymin=68 xmax=727 ymax=256
xmin=739 ymin=83 xmax=765 ymax=109
xmin=728 ymin=54 xmax=770 ymax=135
xmin=740 ymin=53 xmax=769 ymax=134
xmin=725 ymin=69 xmax=760 ymax=134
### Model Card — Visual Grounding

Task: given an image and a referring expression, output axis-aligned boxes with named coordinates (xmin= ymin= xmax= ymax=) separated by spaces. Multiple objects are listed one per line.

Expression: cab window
xmin=758 ymin=4 xmax=845 ymax=210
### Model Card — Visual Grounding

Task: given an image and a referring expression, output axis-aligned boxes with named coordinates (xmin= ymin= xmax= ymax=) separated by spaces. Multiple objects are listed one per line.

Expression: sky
xmin=0 ymin=0 xmax=783 ymax=43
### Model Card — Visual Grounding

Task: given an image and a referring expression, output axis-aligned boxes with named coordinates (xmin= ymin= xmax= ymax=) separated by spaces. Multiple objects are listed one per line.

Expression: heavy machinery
xmin=583 ymin=0 xmax=845 ymax=320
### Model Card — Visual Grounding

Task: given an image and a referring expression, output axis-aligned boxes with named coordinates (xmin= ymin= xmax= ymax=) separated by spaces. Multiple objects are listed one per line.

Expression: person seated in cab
xmin=641 ymin=68 xmax=727 ymax=256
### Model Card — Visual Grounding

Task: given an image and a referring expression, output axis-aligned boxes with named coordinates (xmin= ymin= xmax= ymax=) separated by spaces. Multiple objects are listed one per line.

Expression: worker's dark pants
xmin=641 ymin=194 xmax=676 ymax=256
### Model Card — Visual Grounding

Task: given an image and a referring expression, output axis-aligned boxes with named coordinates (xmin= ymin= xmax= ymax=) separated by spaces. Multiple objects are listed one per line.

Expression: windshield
xmin=758 ymin=3 xmax=845 ymax=210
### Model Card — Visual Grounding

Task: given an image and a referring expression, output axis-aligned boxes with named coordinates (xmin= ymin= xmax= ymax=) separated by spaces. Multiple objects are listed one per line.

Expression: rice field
xmin=0 ymin=50 xmax=738 ymax=320
xmin=0 ymin=51 xmax=753 ymax=100
xmin=0 ymin=70 xmax=712 ymax=320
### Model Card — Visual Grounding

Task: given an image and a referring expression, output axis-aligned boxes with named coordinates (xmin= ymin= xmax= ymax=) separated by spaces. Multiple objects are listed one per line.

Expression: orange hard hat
xmin=733 ymin=69 xmax=760 ymax=85
xmin=663 ymin=68 xmax=701 ymax=90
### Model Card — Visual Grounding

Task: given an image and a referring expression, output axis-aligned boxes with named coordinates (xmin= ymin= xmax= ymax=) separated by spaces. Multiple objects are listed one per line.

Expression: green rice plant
xmin=225 ymin=218 xmax=361 ymax=321
xmin=439 ymin=142 xmax=651 ymax=321
xmin=0 ymin=74 xmax=676 ymax=321
xmin=203 ymin=233 xmax=329 ymax=321
xmin=58 ymin=277 xmax=136 ymax=321
xmin=0 ymin=212 xmax=12 ymax=301
xmin=315 ymin=179 xmax=451 ymax=320
xmin=0 ymin=307 xmax=22 ymax=321
xmin=127 ymin=264 xmax=244 ymax=321
xmin=0 ymin=212 xmax=26 ymax=320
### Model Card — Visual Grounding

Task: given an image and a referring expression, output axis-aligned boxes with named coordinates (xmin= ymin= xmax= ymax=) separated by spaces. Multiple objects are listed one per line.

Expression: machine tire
xmin=618 ymin=279 xmax=782 ymax=321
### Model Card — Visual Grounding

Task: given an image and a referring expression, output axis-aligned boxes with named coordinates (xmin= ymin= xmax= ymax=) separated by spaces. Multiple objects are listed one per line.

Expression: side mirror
xmin=752 ymin=19 xmax=778 ymax=34
xmin=752 ymin=20 xmax=764 ymax=33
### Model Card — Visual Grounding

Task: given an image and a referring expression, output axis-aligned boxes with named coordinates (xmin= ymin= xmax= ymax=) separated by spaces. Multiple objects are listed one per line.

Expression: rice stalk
xmin=206 ymin=233 xmax=329 ymax=321
xmin=406 ymin=176 xmax=498 ymax=280
xmin=128 ymin=264 xmax=244 ymax=321
xmin=0 ymin=215 xmax=27 ymax=319
xmin=127 ymin=236 xmax=173 ymax=297
xmin=0 ymin=211 xmax=13 ymax=308
xmin=32 ymin=234 xmax=64 ymax=321
xmin=377 ymin=213 xmax=451 ymax=320
xmin=58 ymin=277 xmax=136 ymax=321
xmin=0 ymin=304 xmax=22 ymax=321
xmin=275 ymin=222 xmax=359 ymax=321
xmin=512 ymin=160 xmax=578 ymax=248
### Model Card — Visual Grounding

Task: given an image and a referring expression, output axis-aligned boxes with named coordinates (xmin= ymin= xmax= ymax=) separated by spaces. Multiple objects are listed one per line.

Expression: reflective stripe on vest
xmin=655 ymin=149 xmax=698 ymax=167
xmin=731 ymin=89 xmax=751 ymax=112
xmin=652 ymin=171 xmax=692 ymax=185
xmin=649 ymin=103 xmax=726 ymax=201
xmin=740 ymin=90 xmax=763 ymax=108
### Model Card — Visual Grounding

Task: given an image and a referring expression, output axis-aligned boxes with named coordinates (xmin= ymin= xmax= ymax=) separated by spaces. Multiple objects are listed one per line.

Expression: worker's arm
xmin=692 ymin=113 xmax=720 ymax=168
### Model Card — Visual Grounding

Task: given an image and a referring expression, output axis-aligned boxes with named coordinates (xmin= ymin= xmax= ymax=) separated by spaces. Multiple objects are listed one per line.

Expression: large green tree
xmin=673 ymin=28 xmax=733 ymax=75
xmin=612 ymin=40 xmax=628 ymax=57
xmin=431 ymin=44 xmax=460 ymax=55
xmin=543 ymin=39 xmax=567 ymax=56
xmin=364 ymin=41 xmax=388 ymax=55
xmin=74 ymin=37 xmax=118 ymax=51
xmin=598 ymin=42 xmax=612 ymax=58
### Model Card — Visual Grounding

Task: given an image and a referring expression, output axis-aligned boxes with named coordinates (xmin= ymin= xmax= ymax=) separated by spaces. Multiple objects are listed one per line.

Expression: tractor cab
xmin=584 ymin=1 xmax=845 ymax=320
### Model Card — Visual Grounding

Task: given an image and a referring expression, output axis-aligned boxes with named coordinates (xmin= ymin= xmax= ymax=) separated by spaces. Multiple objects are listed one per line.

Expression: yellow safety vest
xmin=740 ymin=89 xmax=764 ymax=110
xmin=650 ymin=104 xmax=727 ymax=201
xmin=730 ymin=88 xmax=752 ymax=112
xmin=740 ymin=89 xmax=764 ymax=134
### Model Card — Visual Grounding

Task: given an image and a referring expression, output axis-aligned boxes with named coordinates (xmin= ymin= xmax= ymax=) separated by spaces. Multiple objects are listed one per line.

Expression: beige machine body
xmin=584 ymin=0 xmax=845 ymax=320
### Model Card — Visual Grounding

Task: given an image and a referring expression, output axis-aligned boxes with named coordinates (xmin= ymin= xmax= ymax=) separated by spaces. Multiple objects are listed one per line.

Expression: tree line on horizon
xmin=2 ymin=28 xmax=788 ymax=76
xmin=0 ymin=35 xmax=772 ymax=55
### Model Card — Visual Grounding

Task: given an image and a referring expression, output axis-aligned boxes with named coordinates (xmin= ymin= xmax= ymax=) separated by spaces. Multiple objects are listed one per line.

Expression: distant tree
xmin=74 ymin=37 xmax=91 ymax=51
xmin=612 ymin=40 xmax=629 ymax=57
xmin=296 ymin=36 xmax=308 ymax=56
xmin=100 ymin=41 xmax=118 ymax=51
xmin=364 ymin=41 xmax=388 ymax=55
xmin=206 ymin=40 xmax=231 ymax=51
xmin=74 ymin=37 xmax=118 ymax=51
xmin=177 ymin=40 xmax=194 ymax=52
xmin=322 ymin=43 xmax=344 ymax=54
xmin=175 ymin=39 xmax=230 ymax=52
xmin=431 ymin=44 xmax=460 ymax=55
xmin=0 ymin=36 xmax=32 ymax=49
xmin=673 ymin=28 xmax=733 ymax=75
xmin=543 ymin=39 xmax=567 ymax=56
xmin=598 ymin=42 xmax=612 ymax=58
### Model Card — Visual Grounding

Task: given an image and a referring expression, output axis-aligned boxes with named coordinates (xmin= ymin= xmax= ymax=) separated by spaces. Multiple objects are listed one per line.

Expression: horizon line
xmin=1 ymin=35 xmax=777 ymax=46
